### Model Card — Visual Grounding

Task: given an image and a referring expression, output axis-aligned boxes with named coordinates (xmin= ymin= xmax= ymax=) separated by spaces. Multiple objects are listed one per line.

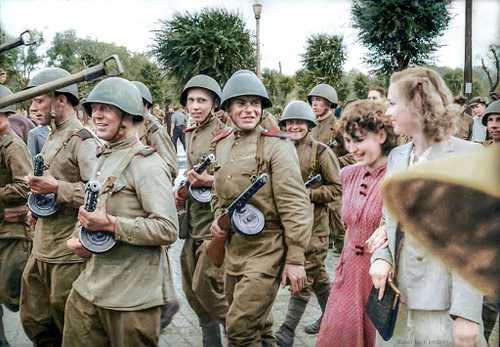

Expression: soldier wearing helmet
xmin=482 ymin=100 xmax=500 ymax=145
xmin=175 ymin=74 xmax=229 ymax=346
xmin=132 ymin=81 xmax=178 ymax=181
xmin=209 ymin=70 xmax=313 ymax=346
xmin=274 ymin=100 xmax=341 ymax=346
xmin=0 ymin=85 xmax=33 ymax=347
xmin=20 ymin=67 xmax=99 ymax=346
xmin=64 ymin=77 xmax=178 ymax=347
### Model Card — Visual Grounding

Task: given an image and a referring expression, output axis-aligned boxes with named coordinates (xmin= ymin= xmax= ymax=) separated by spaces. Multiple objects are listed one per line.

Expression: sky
xmin=1 ymin=0 xmax=499 ymax=75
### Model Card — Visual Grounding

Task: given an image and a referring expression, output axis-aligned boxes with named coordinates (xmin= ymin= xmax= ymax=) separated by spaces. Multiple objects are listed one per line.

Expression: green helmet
xmin=0 ymin=85 xmax=16 ymax=114
xmin=482 ymin=100 xmax=500 ymax=126
xmin=27 ymin=67 xmax=79 ymax=106
xmin=220 ymin=70 xmax=272 ymax=110
xmin=180 ymin=74 xmax=222 ymax=108
xmin=307 ymin=83 xmax=338 ymax=107
xmin=82 ymin=77 xmax=143 ymax=122
xmin=132 ymin=81 xmax=153 ymax=107
xmin=278 ymin=100 xmax=317 ymax=128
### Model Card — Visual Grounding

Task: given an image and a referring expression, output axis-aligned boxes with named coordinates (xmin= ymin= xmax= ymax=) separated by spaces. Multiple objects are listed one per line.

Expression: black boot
xmin=200 ymin=321 xmax=223 ymax=347
xmin=304 ymin=285 xmax=331 ymax=335
xmin=160 ymin=299 xmax=180 ymax=332
xmin=275 ymin=297 xmax=308 ymax=347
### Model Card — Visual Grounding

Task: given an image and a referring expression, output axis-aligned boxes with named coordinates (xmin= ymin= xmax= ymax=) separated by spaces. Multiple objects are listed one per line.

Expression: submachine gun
xmin=79 ymin=181 xmax=116 ymax=254
xmin=177 ymin=154 xmax=216 ymax=204
xmin=304 ymin=174 xmax=322 ymax=189
xmin=0 ymin=30 xmax=37 ymax=54
xmin=27 ymin=154 xmax=59 ymax=217
xmin=207 ymin=173 xmax=269 ymax=267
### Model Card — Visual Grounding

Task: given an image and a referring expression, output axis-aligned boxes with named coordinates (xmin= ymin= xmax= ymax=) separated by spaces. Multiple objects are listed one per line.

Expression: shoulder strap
xmin=101 ymin=146 xmax=144 ymax=195
xmin=43 ymin=130 xmax=79 ymax=169
xmin=308 ymin=140 xmax=319 ymax=177
xmin=73 ymin=128 xmax=94 ymax=141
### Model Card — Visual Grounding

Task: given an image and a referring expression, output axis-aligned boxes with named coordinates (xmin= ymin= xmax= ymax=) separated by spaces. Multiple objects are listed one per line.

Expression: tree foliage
xmin=296 ymin=33 xmax=347 ymax=101
xmin=46 ymin=30 xmax=170 ymax=103
xmin=152 ymin=8 xmax=256 ymax=87
xmin=262 ymin=68 xmax=296 ymax=112
xmin=352 ymin=0 xmax=452 ymax=74
xmin=352 ymin=72 xmax=370 ymax=99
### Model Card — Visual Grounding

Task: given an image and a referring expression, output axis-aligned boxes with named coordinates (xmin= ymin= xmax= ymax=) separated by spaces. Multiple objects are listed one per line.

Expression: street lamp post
xmin=253 ymin=2 xmax=263 ymax=78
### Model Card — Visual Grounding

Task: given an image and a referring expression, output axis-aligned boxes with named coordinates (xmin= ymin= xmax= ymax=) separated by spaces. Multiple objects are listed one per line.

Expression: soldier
xmin=20 ymin=67 xmax=99 ymax=346
xmin=132 ymin=81 xmax=177 ymax=181
xmin=174 ymin=74 xmax=228 ymax=346
xmin=274 ymin=101 xmax=341 ymax=346
xmin=209 ymin=70 xmax=313 ymax=346
xmin=0 ymin=85 xmax=33 ymax=347
xmin=64 ymin=77 xmax=178 ymax=346
xmin=469 ymin=96 xmax=488 ymax=142
xmin=482 ymin=100 xmax=500 ymax=145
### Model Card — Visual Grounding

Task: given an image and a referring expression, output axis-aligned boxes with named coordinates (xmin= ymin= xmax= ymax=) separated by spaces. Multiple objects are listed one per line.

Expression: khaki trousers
xmin=180 ymin=238 xmax=227 ymax=323
xmin=0 ymin=239 xmax=31 ymax=311
xmin=62 ymin=289 xmax=161 ymax=347
xmin=20 ymin=255 xmax=83 ymax=346
xmin=225 ymin=272 xmax=279 ymax=347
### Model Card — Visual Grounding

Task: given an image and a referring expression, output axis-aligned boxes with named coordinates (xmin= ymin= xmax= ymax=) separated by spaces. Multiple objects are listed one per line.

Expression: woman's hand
xmin=366 ymin=225 xmax=388 ymax=253
xmin=369 ymin=259 xmax=393 ymax=300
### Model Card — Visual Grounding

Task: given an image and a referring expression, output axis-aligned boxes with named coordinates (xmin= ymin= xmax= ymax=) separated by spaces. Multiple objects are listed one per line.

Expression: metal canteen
xmin=230 ymin=203 xmax=266 ymax=236
xmin=79 ymin=180 xmax=116 ymax=254
xmin=188 ymin=185 xmax=213 ymax=204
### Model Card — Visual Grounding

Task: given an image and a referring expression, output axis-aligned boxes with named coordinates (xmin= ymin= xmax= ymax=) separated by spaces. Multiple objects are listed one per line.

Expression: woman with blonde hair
xmin=368 ymin=67 xmax=487 ymax=347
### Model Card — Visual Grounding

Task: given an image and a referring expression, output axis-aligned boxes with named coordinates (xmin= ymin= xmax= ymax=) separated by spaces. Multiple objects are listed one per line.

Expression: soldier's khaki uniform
xmin=62 ymin=136 xmax=178 ymax=347
xmin=139 ymin=112 xmax=178 ymax=180
xmin=212 ymin=126 xmax=313 ymax=346
xmin=181 ymin=115 xmax=228 ymax=325
xmin=310 ymin=110 xmax=352 ymax=250
xmin=294 ymin=136 xmax=341 ymax=301
xmin=0 ymin=128 xmax=32 ymax=312
xmin=20 ymin=115 xmax=98 ymax=345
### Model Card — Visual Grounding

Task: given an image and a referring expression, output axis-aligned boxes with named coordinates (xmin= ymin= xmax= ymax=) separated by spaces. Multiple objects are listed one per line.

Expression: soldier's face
xmin=387 ymin=84 xmax=422 ymax=137
xmin=470 ymin=103 xmax=486 ymax=117
xmin=285 ymin=119 xmax=309 ymax=140
xmin=0 ymin=71 xmax=6 ymax=84
xmin=91 ymin=103 xmax=125 ymax=141
xmin=186 ymin=88 xmax=215 ymax=124
xmin=368 ymin=90 xmax=385 ymax=104
xmin=487 ymin=114 xmax=500 ymax=141
xmin=343 ymin=129 xmax=386 ymax=168
xmin=311 ymin=97 xmax=330 ymax=118
xmin=228 ymin=96 xmax=262 ymax=130
xmin=29 ymin=94 xmax=52 ymax=126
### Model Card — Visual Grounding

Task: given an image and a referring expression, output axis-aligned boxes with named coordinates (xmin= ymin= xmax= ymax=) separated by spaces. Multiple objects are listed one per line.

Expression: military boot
xmin=160 ymin=299 xmax=180 ymax=331
xmin=200 ymin=321 xmax=223 ymax=347
xmin=275 ymin=297 xmax=308 ymax=347
xmin=0 ymin=307 xmax=10 ymax=347
xmin=304 ymin=285 xmax=331 ymax=335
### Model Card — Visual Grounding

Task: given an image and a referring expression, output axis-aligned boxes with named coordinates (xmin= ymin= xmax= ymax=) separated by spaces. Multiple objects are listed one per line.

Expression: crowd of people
xmin=0 ymin=63 xmax=498 ymax=347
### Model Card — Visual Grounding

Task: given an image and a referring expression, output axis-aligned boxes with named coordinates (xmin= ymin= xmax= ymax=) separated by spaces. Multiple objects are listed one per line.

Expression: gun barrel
xmin=0 ymin=55 xmax=124 ymax=109
xmin=0 ymin=30 xmax=37 ymax=54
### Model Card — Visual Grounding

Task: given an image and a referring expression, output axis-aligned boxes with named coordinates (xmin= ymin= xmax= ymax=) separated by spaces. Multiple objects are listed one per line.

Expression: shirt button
xmin=96 ymin=171 xmax=101 ymax=176
xmin=227 ymin=175 xmax=231 ymax=179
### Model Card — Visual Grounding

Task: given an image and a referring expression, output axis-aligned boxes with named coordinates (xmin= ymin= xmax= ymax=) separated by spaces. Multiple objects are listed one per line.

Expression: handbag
xmin=366 ymin=228 xmax=403 ymax=341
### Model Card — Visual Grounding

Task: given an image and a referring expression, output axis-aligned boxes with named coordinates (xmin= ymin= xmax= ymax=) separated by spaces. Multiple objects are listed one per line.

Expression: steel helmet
xmin=132 ymin=81 xmax=153 ymax=107
xmin=0 ymin=85 xmax=16 ymax=114
xmin=180 ymin=74 xmax=222 ymax=108
xmin=307 ymin=83 xmax=338 ymax=107
xmin=220 ymin=70 xmax=272 ymax=110
xmin=278 ymin=100 xmax=317 ymax=128
xmin=482 ymin=100 xmax=500 ymax=126
xmin=27 ymin=67 xmax=79 ymax=106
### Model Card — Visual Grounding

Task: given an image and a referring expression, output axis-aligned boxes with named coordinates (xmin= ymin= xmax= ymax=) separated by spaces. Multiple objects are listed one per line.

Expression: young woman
xmin=315 ymin=100 xmax=397 ymax=347
xmin=368 ymin=67 xmax=487 ymax=347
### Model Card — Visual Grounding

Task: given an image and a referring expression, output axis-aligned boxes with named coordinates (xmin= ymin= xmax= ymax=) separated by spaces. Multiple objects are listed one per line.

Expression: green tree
xmin=262 ymin=68 xmax=296 ymax=111
xmin=352 ymin=72 xmax=370 ymax=99
xmin=46 ymin=30 xmax=170 ymax=103
xmin=152 ymin=8 xmax=256 ymax=87
xmin=352 ymin=0 xmax=452 ymax=74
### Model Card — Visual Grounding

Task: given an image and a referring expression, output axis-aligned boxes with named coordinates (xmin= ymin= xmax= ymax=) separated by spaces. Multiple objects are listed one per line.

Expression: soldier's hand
xmin=174 ymin=190 xmax=186 ymax=209
xmin=26 ymin=210 xmax=37 ymax=228
xmin=78 ymin=205 xmax=116 ymax=233
xmin=27 ymin=174 xmax=59 ymax=194
xmin=366 ymin=225 xmax=388 ymax=253
xmin=281 ymin=264 xmax=306 ymax=296
xmin=67 ymin=237 xmax=92 ymax=258
xmin=210 ymin=220 xmax=228 ymax=241
xmin=187 ymin=169 xmax=214 ymax=188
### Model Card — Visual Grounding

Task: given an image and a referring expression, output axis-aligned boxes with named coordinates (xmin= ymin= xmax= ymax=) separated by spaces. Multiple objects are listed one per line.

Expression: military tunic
xmin=20 ymin=115 xmax=98 ymax=344
xmin=63 ymin=136 xmax=178 ymax=347
xmin=310 ymin=111 xmax=350 ymax=249
xmin=212 ymin=125 xmax=313 ymax=346
xmin=294 ymin=135 xmax=341 ymax=299
xmin=180 ymin=115 xmax=228 ymax=324
xmin=0 ymin=128 xmax=32 ymax=311
xmin=139 ymin=112 xmax=178 ymax=180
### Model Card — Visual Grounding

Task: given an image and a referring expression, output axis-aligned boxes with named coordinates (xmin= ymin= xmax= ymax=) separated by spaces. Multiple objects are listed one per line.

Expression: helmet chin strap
xmin=49 ymin=92 xmax=57 ymax=132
